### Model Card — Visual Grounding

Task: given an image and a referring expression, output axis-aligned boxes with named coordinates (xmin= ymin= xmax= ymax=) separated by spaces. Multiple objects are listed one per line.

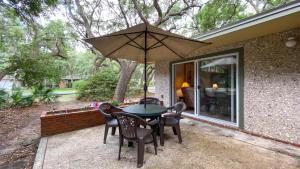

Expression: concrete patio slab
xmin=34 ymin=119 xmax=300 ymax=169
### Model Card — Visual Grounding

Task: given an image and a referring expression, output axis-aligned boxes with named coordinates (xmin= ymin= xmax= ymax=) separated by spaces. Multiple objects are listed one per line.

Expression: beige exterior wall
xmin=155 ymin=28 xmax=300 ymax=144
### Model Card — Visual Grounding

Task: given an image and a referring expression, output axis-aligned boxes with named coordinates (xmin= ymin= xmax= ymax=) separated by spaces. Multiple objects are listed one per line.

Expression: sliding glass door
xmin=197 ymin=55 xmax=238 ymax=124
xmin=171 ymin=53 xmax=239 ymax=126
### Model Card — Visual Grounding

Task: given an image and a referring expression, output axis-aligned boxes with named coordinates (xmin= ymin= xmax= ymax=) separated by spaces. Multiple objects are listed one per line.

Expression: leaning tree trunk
xmin=113 ymin=60 xmax=137 ymax=102
xmin=0 ymin=71 xmax=7 ymax=81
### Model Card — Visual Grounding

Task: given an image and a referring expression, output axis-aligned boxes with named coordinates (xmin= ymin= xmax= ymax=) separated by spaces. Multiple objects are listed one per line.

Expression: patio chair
xmin=160 ymin=102 xmax=186 ymax=146
xmin=138 ymin=97 xmax=161 ymax=105
xmin=114 ymin=112 xmax=158 ymax=168
xmin=99 ymin=103 xmax=122 ymax=144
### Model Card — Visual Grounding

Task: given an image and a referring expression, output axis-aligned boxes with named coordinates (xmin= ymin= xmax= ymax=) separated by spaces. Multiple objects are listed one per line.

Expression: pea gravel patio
xmin=34 ymin=119 xmax=300 ymax=169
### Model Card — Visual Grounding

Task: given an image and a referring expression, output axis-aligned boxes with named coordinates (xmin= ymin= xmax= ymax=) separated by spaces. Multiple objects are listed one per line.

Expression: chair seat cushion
xmin=107 ymin=119 xmax=118 ymax=127
xmin=136 ymin=128 xmax=152 ymax=139
xmin=161 ymin=117 xmax=179 ymax=126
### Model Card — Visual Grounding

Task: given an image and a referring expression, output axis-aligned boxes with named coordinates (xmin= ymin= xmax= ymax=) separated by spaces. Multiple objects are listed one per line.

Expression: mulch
xmin=0 ymin=101 xmax=89 ymax=169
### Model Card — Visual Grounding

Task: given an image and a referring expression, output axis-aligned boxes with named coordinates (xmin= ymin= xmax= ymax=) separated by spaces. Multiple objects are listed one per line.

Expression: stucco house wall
xmin=155 ymin=28 xmax=300 ymax=144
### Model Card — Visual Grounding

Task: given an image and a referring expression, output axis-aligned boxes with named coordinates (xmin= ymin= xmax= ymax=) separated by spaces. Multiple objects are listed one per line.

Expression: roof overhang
xmin=191 ymin=1 xmax=300 ymax=55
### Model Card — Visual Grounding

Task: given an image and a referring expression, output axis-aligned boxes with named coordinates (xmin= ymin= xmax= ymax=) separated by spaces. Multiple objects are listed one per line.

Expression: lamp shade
xmin=176 ymin=89 xmax=183 ymax=97
xmin=212 ymin=83 xmax=218 ymax=90
xmin=181 ymin=82 xmax=190 ymax=88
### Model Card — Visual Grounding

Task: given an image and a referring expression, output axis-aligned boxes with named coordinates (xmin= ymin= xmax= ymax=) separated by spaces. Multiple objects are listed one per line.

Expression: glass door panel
xmin=198 ymin=56 xmax=237 ymax=123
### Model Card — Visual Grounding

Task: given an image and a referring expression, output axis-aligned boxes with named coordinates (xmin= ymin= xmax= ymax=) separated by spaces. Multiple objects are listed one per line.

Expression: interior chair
xmin=114 ymin=112 xmax=158 ymax=168
xmin=99 ymin=103 xmax=122 ymax=144
xmin=181 ymin=87 xmax=194 ymax=109
xmin=160 ymin=102 xmax=186 ymax=146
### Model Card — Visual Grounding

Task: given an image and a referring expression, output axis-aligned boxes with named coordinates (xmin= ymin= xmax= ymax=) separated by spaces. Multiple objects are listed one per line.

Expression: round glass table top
xmin=122 ymin=104 xmax=168 ymax=117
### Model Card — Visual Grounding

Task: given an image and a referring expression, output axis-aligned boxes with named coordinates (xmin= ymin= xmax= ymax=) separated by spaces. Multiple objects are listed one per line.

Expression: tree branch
xmin=118 ymin=0 xmax=130 ymax=28
xmin=132 ymin=0 xmax=148 ymax=24
xmin=153 ymin=0 xmax=163 ymax=23
xmin=74 ymin=0 xmax=94 ymax=38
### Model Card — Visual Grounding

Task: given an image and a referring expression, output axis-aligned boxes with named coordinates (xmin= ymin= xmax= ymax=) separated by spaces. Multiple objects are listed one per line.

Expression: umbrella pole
xmin=144 ymin=28 xmax=148 ymax=109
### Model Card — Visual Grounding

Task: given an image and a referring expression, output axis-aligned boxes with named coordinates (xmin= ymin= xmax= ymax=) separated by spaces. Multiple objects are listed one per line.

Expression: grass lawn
xmin=52 ymin=88 xmax=78 ymax=94
xmin=20 ymin=88 xmax=78 ymax=96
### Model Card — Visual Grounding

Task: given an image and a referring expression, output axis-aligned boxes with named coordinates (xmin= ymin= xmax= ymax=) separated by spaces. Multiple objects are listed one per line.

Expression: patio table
xmin=122 ymin=104 xmax=168 ymax=118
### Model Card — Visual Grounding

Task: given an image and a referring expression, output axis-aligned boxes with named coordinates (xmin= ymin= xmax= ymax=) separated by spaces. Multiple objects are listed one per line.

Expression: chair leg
xmin=104 ymin=124 xmax=109 ymax=144
xmin=120 ymin=137 xmax=124 ymax=147
xmin=137 ymin=139 xmax=145 ymax=168
xmin=111 ymin=127 xmax=116 ymax=135
xmin=160 ymin=124 xmax=165 ymax=146
xmin=175 ymin=125 xmax=182 ymax=144
xmin=172 ymin=127 xmax=177 ymax=135
xmin=118 ymin=136 xmax=122 ymax=160
xmin=152 ymin=133 xmax=157 ymax=155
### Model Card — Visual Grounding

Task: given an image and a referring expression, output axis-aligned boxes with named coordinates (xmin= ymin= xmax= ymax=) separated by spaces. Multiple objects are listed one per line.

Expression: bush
xmin=0 ymin=90 xmax=9 ymax=110
xmin=77 ymin=69 xmax=118 ymax=101
xmin=73 ymin=80 xmax=89 ymax=90
xmin=10 ymin=89 xmax=34 ymax=108
xmin=111 ymin=100 xmax=120 ymax=106
xmin=32 ymin=85 xmax=57 ymax=103
xmin=126 ymin=79 xmax=143 ymax=98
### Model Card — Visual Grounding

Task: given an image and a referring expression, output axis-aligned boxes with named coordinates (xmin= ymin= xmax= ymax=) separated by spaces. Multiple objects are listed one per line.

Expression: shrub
xmin=126 ymin=79 xmax=143 ymax=98
xmin=77 ymin=69 xmax=118 ymax=101
xmin=111 ymin=100 xmax=120 ymax=106
xmin=10 ymin=89 xmax=34 ymax=108
xmin=0 ymin=90 xmax=9 ymax=110
xmin=73 ymin=80 xmax=89 ymax=90
xmin=32 ymin=85 xmax=57 ymax=103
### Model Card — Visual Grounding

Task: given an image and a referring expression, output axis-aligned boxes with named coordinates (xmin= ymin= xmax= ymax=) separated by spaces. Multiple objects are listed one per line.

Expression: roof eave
xmin=195 ymin=1 xmax=300 ymax=41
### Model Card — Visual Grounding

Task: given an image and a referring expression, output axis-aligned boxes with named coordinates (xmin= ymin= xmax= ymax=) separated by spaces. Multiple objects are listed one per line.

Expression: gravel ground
xmin=42 ymin=119 xmax=300 ymax=169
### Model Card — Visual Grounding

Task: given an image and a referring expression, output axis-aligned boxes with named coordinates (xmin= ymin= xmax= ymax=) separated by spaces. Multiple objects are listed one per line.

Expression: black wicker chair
xmin=160 ymin=102 xmax=186 ymax=146
xmin=138 ymin=97 xmax=161 ymax=105
xmin=114 ymin=112 xmax=158 ymax=168
xmin=99 ymin=103 xmax=122 ymax=144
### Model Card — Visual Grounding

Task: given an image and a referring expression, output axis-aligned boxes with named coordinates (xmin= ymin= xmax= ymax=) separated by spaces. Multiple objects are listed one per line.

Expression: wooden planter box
xmin=40 ymin=107 xmax=106 ymax=136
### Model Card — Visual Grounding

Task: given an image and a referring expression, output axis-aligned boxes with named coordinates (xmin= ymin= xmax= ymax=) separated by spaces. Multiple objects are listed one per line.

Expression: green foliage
xmin=111 ymin=100 xmax=120 ymax=106
xmin=10 ymin=89 xmax=34 ymax=108
xmin=0 ymin=10 xmax=71 ymax=87
xmin=58 ymin=51 xmax=96 ymax=80
xmin=7 ymin=45 xmax=62 ymax=87
xmin=126 ymin=78 xmax=143 ymax=98
xmin=73 ymin=80 xmax=89 ymax=90
xmin=0 ymin=0 xmax=58 ymax=17
xmin=0 ymin=90 xmax=9 ymax=110
xmin=77 ymin=69 xmax=118 ymax=101
xmin=197 ymin=0 xmax=248 ymax=32
xmin=32 ymin=86 xmax=57 ymax=103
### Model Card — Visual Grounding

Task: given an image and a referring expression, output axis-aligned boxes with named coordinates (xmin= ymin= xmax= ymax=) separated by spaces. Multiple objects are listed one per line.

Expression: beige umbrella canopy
xmin=84 ymin=23 xmax=210 ymax=107
xmin=84 ymin=23 xmax=210 ymax=62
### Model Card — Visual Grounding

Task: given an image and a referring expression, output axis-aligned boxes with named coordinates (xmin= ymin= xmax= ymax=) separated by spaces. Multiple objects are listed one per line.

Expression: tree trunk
xmin=0 ymin=71 xmax=7 ymax=81
xmin=113 ymin=60 xmax=137 ymax=102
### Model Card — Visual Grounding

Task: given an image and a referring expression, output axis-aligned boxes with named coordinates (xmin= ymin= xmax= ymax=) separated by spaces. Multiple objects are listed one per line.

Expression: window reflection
xmin=199 ymin=56 xmax=237 ymax=123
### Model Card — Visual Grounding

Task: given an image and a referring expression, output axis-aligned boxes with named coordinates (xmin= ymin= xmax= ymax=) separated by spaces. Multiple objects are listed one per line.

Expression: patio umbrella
xmin=84 ymin=23 xmax=210 ymax=108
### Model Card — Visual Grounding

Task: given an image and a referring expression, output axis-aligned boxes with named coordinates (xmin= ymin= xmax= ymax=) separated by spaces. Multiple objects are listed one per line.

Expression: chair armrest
xmin=167 ymin=106 xmax=175 ymax=111
xmin=148 ymin=119 xmax=159 ymax=126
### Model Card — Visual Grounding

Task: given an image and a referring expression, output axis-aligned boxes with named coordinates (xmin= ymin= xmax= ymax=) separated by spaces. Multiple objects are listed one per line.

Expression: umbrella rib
xmin=124 ymin=34 xmax=145 ymax=50
xmin=127 ymin=43 xmax=144 ymax=50
xmin=148 ymin=31 xmax=211 ymax=44
xmin=104 ymin=32 xmax=144 ymax=58
xmin=147 ymin=36 xmax=168 ymax=50
xmin=148 ymin=44 xmax=164 ymax=50
xmin=148 ymin=32 xmax=184 ymax=59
